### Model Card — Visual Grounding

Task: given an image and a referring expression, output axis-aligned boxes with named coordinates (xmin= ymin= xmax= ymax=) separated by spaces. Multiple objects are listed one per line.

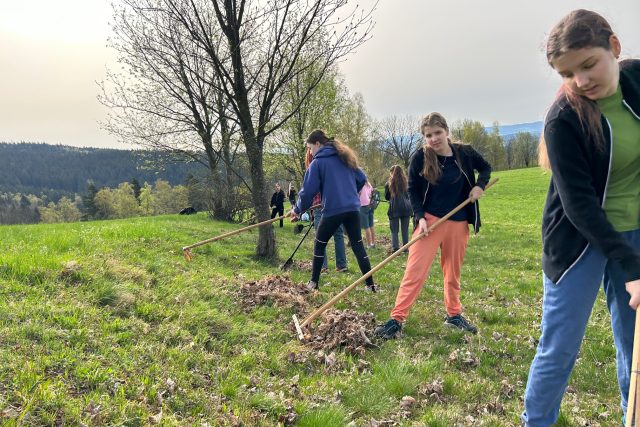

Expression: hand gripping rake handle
xmin=182 ymin=204 xmax=320 ymax=261
xmin=293 ymin=178 xmax=499 ymax=339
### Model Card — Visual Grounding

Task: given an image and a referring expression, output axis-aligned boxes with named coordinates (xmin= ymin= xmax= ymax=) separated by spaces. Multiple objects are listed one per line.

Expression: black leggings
xmin=312 ymin=211 xmax=373 ymax=286
xmin=271 ymin=207 xmax=284 ymax=227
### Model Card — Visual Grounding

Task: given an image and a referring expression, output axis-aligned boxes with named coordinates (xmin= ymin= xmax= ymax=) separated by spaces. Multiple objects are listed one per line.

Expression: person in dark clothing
xmin=270 ymin=183 xmax=286 ymax=228
xmin=288 ymin=183 xmax=297 ymax=207
xmin=522 ymin=10 xmax=640 ymax=427
xmin=384 ymin=165 xmax=413 ymax=253
xmin=375 ymin=112 xmax=491 ymax=341
xmin=290 ymin=129 xmax=376 ymax=292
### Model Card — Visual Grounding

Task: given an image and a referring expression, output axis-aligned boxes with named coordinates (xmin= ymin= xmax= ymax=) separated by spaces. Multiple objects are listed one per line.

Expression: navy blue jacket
xmin=542 ymin=59 xmax=640 ymax=283
xmin=407 ymin=143 xmax=491 ymax=233
xmin=295 ymin=145 xmax=367 ymax=217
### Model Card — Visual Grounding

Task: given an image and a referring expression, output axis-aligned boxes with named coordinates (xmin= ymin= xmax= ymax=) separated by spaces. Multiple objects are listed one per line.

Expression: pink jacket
xmin=359 ymin=181 xmax=373 ymax=207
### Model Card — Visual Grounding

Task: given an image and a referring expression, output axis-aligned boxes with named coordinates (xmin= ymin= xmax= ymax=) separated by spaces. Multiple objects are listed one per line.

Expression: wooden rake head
xmin=182 ymin=248 xmax=193 ymax=262
xmin=292 ymin=314 xmax=305 ymax=341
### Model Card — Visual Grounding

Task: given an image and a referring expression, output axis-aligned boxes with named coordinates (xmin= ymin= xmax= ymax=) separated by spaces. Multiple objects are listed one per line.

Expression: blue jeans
xmin=522 ymin=229 xmax=640 ymax=426
xmin=313 ymin=209 xmax=347 ymax=269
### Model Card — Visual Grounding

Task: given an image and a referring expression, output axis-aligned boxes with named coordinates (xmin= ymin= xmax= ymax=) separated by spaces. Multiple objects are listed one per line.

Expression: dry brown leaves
xmin=375 ymin=234 xmax=392 ymax=248
xmin=419 ymin=379 xmax=445 ymax=403
xmin=240 ymin=275 xmax=311 ymax=311
xmin=301 ymin=309 xmax=377 ymax=355
xmin=447 ymin=348 xmax=479 ymax=369
xmin=288 ymin=260 xmax=312 ymax=272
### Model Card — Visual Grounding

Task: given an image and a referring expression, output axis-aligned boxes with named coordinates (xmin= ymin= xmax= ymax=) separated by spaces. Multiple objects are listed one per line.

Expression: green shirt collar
xmin=597 ymin=84 xmax=623 ymax=110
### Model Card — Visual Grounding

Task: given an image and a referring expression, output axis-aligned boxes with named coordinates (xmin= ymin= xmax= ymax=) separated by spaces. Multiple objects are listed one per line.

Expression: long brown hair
xmin=387 ymin=165 xmax=408 ymax=198
xmin=304 ymin=147 xmax=313 ymax=169
xmin=420 ymin=112 xmax=450 ymax=184
xmin=306 ymin=129 xmax=359 ymax=170
xmin=540 ymin=9 xmax=615 ymax=168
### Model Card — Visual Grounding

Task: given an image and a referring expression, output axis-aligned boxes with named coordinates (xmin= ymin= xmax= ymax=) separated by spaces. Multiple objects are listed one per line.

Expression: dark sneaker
xmin=306 ymin=280 xmax=319 ymax=291
xmin=365 ymin=283 xmax=378 ymax=293
xmin=444 ymin=314 xmax=478 ymax=334
xmin=336 ymin=266 xmax=348 ymax=273
xmin=374 ymin=318 xmax=402 ymax=340
xmin=321 ymin=267 xmax=329 ymax=274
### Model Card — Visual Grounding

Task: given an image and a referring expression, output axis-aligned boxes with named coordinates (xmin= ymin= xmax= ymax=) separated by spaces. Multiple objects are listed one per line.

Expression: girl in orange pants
xmin=391 ymin=213 xmax=468 ymax=322
xmin=375 ymin=112 xmax=491 ymax=338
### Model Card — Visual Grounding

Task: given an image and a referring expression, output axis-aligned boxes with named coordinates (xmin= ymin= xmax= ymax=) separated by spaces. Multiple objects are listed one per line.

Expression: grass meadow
xmin=0 ymin=167 xmax=623 ymax=426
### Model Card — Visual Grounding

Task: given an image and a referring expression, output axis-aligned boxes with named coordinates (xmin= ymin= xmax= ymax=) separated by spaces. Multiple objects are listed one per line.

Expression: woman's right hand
xmin=418 ymin=217 xmax=429 ymax=235
xmin=289 ymin=209 xmax=299 ymax=222
xmin=626 ymin=279 xmax=640 ymax=310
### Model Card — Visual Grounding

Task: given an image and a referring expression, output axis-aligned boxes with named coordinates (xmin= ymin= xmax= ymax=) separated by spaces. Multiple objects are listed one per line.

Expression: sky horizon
xmin=1 ymin=0 xmax=638 ymax=149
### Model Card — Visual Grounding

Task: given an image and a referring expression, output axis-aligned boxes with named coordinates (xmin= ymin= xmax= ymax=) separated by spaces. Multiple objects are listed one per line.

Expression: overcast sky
xmin=1 ymin=0 xmax=639 ymax=149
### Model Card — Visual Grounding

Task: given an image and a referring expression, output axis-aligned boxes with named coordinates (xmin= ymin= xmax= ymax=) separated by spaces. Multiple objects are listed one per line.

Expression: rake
xmin=182 ymin=204 xmax=320 ymax=261
xmin=293 ymin=178 xmax=499 ymax=340
xmin=626 ymin=311 xmax=640 ymax=427
xmin=280 ymin=223 xmax=314 ymax=270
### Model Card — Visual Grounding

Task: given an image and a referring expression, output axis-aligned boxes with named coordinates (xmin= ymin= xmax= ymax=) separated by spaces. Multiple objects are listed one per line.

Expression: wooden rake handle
xmin=182 ymin=203 xmax=320 ymax=261
xmin=626 ymin=310 xmax=640 ymax=427
xmin=297 ymin=177 xmax=499 ymax=330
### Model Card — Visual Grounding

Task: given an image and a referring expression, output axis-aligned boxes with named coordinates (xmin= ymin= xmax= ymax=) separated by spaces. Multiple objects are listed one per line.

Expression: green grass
xmin=0 ymin=167 xmax=622 ymax=425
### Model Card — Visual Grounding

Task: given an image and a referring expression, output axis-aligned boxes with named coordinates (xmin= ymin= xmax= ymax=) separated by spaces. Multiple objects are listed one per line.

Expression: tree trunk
xmin=202 ymin=134 xmax=226 ymax=219
xmin=244 ymin=133 xmax=276 ymax=257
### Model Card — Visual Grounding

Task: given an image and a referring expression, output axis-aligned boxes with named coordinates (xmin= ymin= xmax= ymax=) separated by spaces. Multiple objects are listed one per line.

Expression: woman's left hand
xmin=626 ymin=280 xmax=640 ymax=310
xmin=469 ymin=186 xmax=484 ymax=202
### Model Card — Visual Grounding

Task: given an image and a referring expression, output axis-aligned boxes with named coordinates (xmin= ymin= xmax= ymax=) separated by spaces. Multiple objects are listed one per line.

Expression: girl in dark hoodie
xmin=522 ymin=10 xmax=640 ymax=426
xmin=374 ymin=112 xmax=491 ymax=339
xmin=290 ymin=130 xmax=376 ymax=292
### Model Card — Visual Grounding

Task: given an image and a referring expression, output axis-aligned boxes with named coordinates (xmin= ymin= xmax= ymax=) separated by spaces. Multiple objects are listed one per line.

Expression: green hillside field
xmin=0 ymin=167 xmax=621 ymax=426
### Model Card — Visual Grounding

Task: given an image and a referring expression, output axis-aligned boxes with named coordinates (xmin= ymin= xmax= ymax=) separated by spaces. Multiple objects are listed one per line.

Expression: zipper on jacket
xmin=623 ymin=99 xmax=640 ymax=121
xmin=602 ymin=118 xmax=614 ymax=208
xmin=422 ymin=182 xmax=430 ymax=209
xmin=455 ymin=160 xmax=479 ymax=231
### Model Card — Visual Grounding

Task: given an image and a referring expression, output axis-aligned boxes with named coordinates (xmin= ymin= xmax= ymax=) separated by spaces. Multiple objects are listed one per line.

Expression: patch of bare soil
xmin=240 ymin=275 xmax=311 ymax=311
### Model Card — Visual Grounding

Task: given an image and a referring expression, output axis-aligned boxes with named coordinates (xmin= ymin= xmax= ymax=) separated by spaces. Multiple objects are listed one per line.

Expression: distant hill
xmin=486 ymin=121 xmax=543 ymax=141
xmin=0 ymin=143 xmax=202 ymax=201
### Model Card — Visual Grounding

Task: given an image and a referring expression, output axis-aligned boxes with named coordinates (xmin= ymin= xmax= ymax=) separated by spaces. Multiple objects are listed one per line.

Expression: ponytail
xmin=306 ymin=129 xmax=359 ymax=170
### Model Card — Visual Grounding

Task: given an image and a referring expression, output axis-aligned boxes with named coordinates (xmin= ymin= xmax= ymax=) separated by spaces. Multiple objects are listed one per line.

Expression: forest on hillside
xmin=0 ymin=143 xmax=202 ymax=200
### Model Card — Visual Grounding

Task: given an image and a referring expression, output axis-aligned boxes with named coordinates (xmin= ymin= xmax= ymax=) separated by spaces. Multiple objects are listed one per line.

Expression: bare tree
xmin=99 ymin=0 xmax=246 ymax=220
xmin=373 ymin=115 xmax=422 ymax=168
xmin=165 ymin=0 xmax=376 ymax=257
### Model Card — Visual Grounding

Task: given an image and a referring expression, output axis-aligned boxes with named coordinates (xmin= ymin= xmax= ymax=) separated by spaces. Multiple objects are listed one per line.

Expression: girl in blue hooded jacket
xmin=290 ymin=129 xmax=376 ymax=292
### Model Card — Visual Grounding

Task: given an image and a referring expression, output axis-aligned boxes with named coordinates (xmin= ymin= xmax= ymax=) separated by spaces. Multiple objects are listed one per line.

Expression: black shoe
xmin=374 ymin=318 xmax=402 ymax=340
xmin=336 ymin=266 xmax=348 ymax=273
xmin=444 ymin=314 xmax=478 ymax=334
xmin=306 ymin=280 xmax=319 ymax=291
xmin=365 ymin=283 xmax=377 ymax=293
